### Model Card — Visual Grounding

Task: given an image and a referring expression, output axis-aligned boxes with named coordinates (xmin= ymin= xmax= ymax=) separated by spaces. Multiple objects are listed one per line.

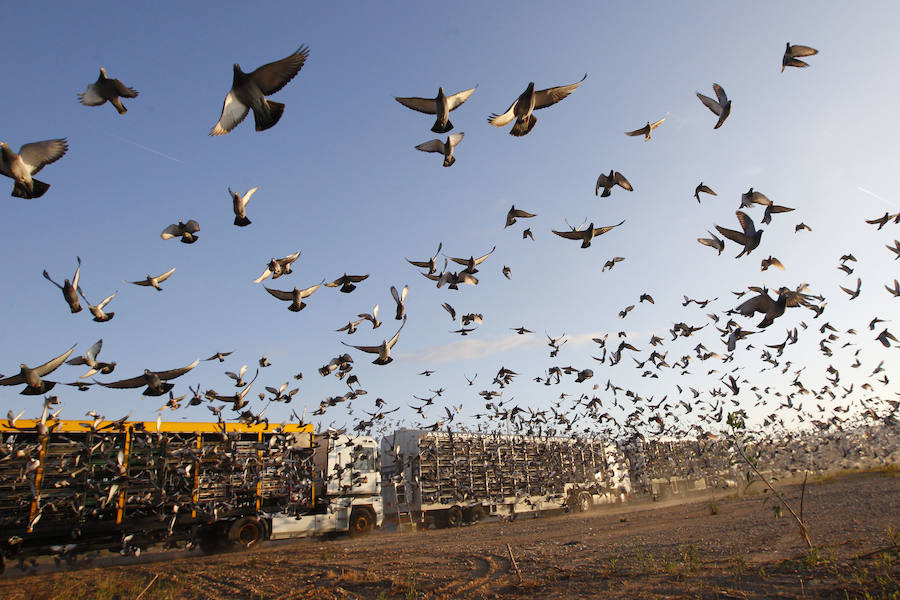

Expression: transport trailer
xmin=380 ymin=429 xmax=631 ymax=529
xmin=0 ymin=419 xmax=382 ymax=571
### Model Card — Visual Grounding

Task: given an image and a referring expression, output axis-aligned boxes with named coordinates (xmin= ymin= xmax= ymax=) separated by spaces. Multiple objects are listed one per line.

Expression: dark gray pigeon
xmin=488 ymin=75 xmax=586 ymax=136
xmin=395 ymin=86 xmax=476 ymax=133
xmin=210 ymin=45 xmax=309 ymax=135
xmin=78 ymin=68 xmax=138 ymax=114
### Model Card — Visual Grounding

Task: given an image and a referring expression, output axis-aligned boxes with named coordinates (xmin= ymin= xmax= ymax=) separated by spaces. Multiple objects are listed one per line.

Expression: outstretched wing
xmin=446 ymin=87 xmax=476 ymax=111
xmin=395 ymin=95 xmax=437 ymax=115
xmin=265 ymin=286 xmax=294 ymax=301
xmin=153 ymin=359 xmax=200 ymax=381
xmin=210 ymin=91 xmax=249 ymax=136
xmin=250 ymin=45 xmax=310 ymax=95
xmin=533 ymin=74 xmax=587 ymax=110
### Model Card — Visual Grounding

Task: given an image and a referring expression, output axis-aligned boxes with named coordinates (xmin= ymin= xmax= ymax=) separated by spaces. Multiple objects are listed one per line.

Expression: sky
xmin=1 ymin=1 xmax=898 ymax=438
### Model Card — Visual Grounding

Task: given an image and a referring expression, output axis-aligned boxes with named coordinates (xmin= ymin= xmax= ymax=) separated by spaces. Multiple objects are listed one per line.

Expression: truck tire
xmin=446 ymin=505 xmax=463 ymax=528
xmin=228 ymin=517 xmax=263 ymax=549
xmin=349 ymin=507 xmax=375 ymax=536
xmin=577 ymin=491 xmax=593 ymax=513
xmin=468 ymin=505 xmax=486 ymax=523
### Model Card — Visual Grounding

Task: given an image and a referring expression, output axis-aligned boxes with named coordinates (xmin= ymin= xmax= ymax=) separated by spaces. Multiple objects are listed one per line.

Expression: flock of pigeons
xmin=1 ymin=38 xmax=898 ymax=463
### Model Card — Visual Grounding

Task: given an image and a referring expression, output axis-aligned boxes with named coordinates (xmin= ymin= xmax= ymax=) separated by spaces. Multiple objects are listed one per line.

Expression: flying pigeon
xmin=0 ymin=345 xmax=75 ymax=395
xmin=552 ymin=220 xmax=625 ymax=248
xmin=43 ymin=256 xmax=82 ymax=313
xmin=160 ymin=220 xmax=200 ymax=243
xmin=342 ymin=316 xmax=407 ymax=365
xmin=696 ymin=84 xmax=731 ymax=129
xmin=78 ymin=68 xmax=138 ymax=114
xmin=229 ymin=186 xmax=258 ymax=227
xmin=254 ymin=251 xmax=301 ymax=282
xmin=128 ymin=267 xmax=176 ymax=290
xmin=782 ymin=43 xmax=818 ymax=72
xmin=415 ymin=133 xmax=464 ymax=167
xmin=264 ymin=281 xmax=323 ymax=311
xmin=0 ymin=138 xmax=68 ymax=199
xmin=624 ymin=118 xmax=665 ymax=141
xmin=595 ymin=170 xmax=633 ymax=197
xmin=395 ymin=86 xmax=476 ymax=133
xmin=488 ymin=74 xmax=587 ymax=136
xmin=210 ymin=45 xmax=310 ymax=135
xmin=95 ymin=359 xmax=200 ymax=396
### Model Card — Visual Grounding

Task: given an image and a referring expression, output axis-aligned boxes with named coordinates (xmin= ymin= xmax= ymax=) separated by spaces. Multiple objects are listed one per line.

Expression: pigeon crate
xmin=384 ymin=429 xmax=622 ymax=518
xmin=0 ymin=419 xmax=314 ymax=558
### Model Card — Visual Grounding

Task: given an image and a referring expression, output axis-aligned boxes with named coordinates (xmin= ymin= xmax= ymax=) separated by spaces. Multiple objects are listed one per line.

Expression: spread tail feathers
xmin=510 ymin=114 xmax=537 ymax=137
xmin=254 ymin=100 xmax=285 ymax=132
xmin=431 ymin=118 xmax=453 ymax=134
xmin=12 ymin=179 xmax=50 ymax=199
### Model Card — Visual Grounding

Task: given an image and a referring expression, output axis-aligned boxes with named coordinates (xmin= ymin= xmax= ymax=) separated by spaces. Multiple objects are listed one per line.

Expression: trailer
xmin=380 ymin=429 xmax=631 ymax=529
xmin=0 ymin=419 xmax=382 ymax=571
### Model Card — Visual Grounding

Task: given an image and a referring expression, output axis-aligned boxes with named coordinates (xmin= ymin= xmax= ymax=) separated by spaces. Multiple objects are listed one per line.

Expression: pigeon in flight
xmin=78 ymin=68 xmax=138 ymax=114
xmin=782 ymin=43 xmax=818 ymax=72
xmin=264 ymin=281 xmax=323 ymax=311
xmin=210 ymin=44 xmax=310 ymax=135
xmin=694 ymin=182 xmax=717 ymax=203
xmin=552 ymin=220 xmax=625 ymax=248
xmin=715 ymin=211 xmax=763 ymax=258
xmin=0 ymin=138 xmax=68 ymax=199
xmin=595 ymin=170 xmax=633 ymax=197
xmin=254 ymin=251 xmax=301 ymax=282
xmin=414 ymin=133 xmax=464 ymax=167
xmin=624 ymin=118 xmax=665 ymax=141
xmin=128 ymin=267 xmax=176 ymax=291
xmin=446 ymin=246 xmax=496 ymax=274
xmin=342 ymin=316 xmax=407 ymax=365
xmin=0 ymin=345 xmax=75 ymax=395
xmin=160 ymin=220 xmax=200 ymax=244
xmin=391 ymin=285 xmax=408 ymax=320
xmin=325 ymin=273 xmax=369 ymax=293
xmin=488 ymin=74 xmax=587 ymax=136
xmin=79 ymin=288 xmax=116 ymax=322
xmin=407 ymin=243 xmax=443 ymax=274
xmin=96 ymin=359 xmax=200 ymax=396
xmin=505 ymin=205 xmax=537 ymax=227
xmin=66 ymin=339 xmax=116 ymax=378
xmin=43 ymin=256 xmax=82 ymax=313
xmin=733 ymin=286 xmax=809 ymax=328
xmin=696 ymin=84 xmax=731 ymax=129
xmin=697 ymin=230 xmax=725 ymax=255
xmin=395 ymin=86 xmax=476 ymax=133
xmin=229 ymin=186 xmax=258 ymax=227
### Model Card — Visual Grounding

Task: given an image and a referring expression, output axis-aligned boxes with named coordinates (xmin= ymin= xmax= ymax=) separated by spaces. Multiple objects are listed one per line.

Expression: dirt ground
xmin=2 ymin=469 xmax=898 ymax=600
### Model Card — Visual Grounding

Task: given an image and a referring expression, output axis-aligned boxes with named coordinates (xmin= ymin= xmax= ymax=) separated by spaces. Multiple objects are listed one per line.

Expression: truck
xmin=380 ymin=429 xmax=631 ymax=529
xmin=0 ymin=419 xmax=382 ymax=571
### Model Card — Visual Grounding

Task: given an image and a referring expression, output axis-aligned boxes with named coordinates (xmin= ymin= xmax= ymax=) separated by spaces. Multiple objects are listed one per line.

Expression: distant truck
xmin=380 ymin=429 xmax=631 ymax=528
xmin=0 ymin=419 xmax=382 ymax=571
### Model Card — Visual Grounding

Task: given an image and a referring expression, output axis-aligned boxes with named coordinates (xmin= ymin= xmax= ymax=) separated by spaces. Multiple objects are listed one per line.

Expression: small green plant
xmin=404 ymin=569 xmax=418 ymax=600
xmin=679 ymin=543 xmax=701 ymax=574
xmin=803 ymin=546 xmax=822 ymax=569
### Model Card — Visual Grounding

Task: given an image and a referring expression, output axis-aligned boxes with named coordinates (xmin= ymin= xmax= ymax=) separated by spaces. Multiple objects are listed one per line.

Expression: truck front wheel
xmin=349 ymin=508 xmax=375 ymax=536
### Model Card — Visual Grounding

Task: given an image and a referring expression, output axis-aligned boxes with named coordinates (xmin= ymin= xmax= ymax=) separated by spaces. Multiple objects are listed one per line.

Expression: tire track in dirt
xmin=429 ymin=551 xmax=510 ymax=598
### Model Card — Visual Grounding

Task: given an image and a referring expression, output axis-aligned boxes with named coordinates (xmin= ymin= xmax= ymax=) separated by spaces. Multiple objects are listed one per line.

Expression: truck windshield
xmin=352 ymin=447 xmax=376 ymax=472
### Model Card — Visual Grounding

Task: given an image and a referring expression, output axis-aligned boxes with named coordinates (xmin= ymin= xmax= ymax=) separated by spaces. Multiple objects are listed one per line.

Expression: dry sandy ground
xmin=2 ymin=470 xmax=898 ymax=599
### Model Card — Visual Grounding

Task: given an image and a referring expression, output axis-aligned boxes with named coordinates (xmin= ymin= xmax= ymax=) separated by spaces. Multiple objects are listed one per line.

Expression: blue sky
xmin=2 ymin=1 xmax=898 ymax=436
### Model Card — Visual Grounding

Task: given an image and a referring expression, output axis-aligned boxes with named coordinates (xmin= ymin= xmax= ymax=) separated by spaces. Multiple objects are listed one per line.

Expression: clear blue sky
xmin=2 ymin=1 xmax=898 ymax=436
